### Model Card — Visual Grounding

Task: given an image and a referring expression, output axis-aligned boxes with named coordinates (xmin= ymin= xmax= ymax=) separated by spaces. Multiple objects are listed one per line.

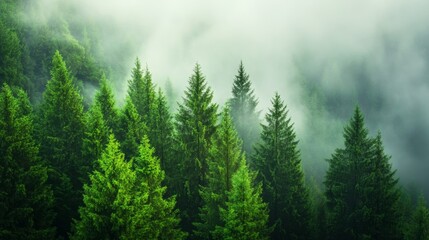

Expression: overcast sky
xmin=32 ymin=0 xmax=429 ymax=192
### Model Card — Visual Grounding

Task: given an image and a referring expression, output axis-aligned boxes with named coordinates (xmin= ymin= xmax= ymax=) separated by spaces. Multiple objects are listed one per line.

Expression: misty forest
xmin=2 ymin=0 xmax=429 ymax=239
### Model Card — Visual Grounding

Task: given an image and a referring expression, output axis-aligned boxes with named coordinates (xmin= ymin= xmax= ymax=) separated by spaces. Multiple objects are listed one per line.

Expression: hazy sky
xmin=33 ymin=0 xmax=429 ymax=192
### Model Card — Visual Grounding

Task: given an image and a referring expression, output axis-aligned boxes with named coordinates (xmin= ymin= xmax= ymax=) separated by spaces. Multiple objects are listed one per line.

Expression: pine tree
xmin=0 ymin=84 xmax=55 ymax=239
xmin=405 ymin=195 xmax=429 ymax=240
xmin=131 ymin=136 xmax=186 ymax=239
xmin=94 ymin=74 xmax=119 ymax=134
xmin=72 ymin=135 xmax=149 ymax=240
xmin=37 ymin=50 xmax=85 ymax=238
xmin=175 ymin=63 xmax=218 ymax=233
xmin=217 ymin=159 xmax=271 ymax=240
xmin=152 ymin=88 xmax=175 ymax=178
xmin=118 ymin=97 xmax=147 ymax=160
xmin=253 ymin=93 xmax=312 ymax=240
xmin=229 ymin=62 xmax=260 ymax=156
xmin=194 ymin=107 xmax=243 ymax=239
xmin=324 ymin=107 xmax=401 ymax=240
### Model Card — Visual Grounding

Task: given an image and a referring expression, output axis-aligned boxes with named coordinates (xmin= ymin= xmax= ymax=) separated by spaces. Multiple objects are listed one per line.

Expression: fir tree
xmin=217 ymin=159 xmax=271 ymax=240
xmin=37 ymin=50 xmax=85 ymax=238
xmin=253 ymin=93 xmax=312 ymax=240
xmin=406 ymin=195 xmax=429 ymax=240
xmin=94 ymin=74 xmax=119 ymax=134
xmin=72 ymin=135 xmax=148 ymax=240
xmin=118 ymin=97 xmax=147 ymax=160
xmin=325 ymin=107 xmax=401 ymax=240
xmin=0 ymin=83 xmax=55 ymax=239
xmin=131 ymin=136 xmax=186 ymax=239
xmin=194 ymin=107 xmax=243 ymax=239
xmin=175 ymin=63 xmax=218 ymax=234
xmin=229 ymin=62 xmax=260 ymax=156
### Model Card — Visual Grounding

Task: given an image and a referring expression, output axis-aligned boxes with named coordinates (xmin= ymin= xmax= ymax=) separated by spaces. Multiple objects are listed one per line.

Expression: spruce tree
xmin=253 ymin=93 xmax=312 ymax=240
xmin=175 ymin=64 xmax=218 ymax=233
xmin=38 ymin=50 xmax=85 ymax=238
xmin=0 ymin=84 xmax=55 ymax=239
xmin=229 ymin=62 xmax=260 ymax=155
xmin=217 ymin=159 xmax=270 ymax=240
xmin=131 ymin=136 xmax=186 ymax=239
xmin=325 ymin=107 xmax=401 ymax=240
xmin=94 ymin=74 xmax=119 ymax=134
xmin=118 ymin=97 xmax=147 ymax=160
xmin=194 ymin=107 xmax=243 ymax=239
xmin=406 ymin=195 xmax=429 ymax=240
xmin=72 ymin=135 xmax=149 ymax=240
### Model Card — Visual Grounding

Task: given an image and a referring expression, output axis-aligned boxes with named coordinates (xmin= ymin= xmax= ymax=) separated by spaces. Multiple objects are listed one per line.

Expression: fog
xmin=29 ymin=0 xmax=429 ymax=193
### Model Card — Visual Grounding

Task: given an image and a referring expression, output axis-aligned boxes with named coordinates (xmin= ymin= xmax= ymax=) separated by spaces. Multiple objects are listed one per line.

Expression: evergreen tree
xmin=118 ymin=97 xmax=147 ymax=160
xmin=229 ymin=62 xmax=260 ymax=156
xmin=94 ymin=74 xmax=119 ymax=134
xmin=37 ymin=50 xmax=85 ymax=238
xmin=253 ymin=93 xmax=312 ymax=240
xmin=131 ymin=136 xmax=186 ymax=239
xmin=72 ymin=135 xmax=149 ymax=240
xmin=0 ymin=83 xmax=55 ymax=239
xmin=324 ymin=107 xmax=401 ymax=240
xmin=175 ymin=64 xmax=218 ymax=234
xmin=217 ymin=159 xmax=271 ymax=240
xmin=82 ymin=103 xmax=109 ymax=173
xmin=194 ymin=107 xmax=243 ymax=239
xmin=405 ymin=195 xmax=429 ymax=240
xmin=152 ymin=88 xmax=175 ymax=177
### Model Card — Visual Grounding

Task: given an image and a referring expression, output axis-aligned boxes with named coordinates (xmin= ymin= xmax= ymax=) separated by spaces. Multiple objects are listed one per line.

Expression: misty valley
xmin=1 ymin=0 xmax=429 ymax=240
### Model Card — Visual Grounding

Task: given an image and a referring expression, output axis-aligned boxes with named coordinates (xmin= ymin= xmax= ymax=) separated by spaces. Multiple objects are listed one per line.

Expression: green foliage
xmin=194 ymin=107 xmax=243 ymax=239
xmin=217 ymin=159 xmax=271 ymax=240
xmin=37 ymin=51 xmax=85 ymax=238
xmin=405 ymin=195 xmax=429 ymax=240
xmin=94 ymin=74 xmax=119 ymax=134
xmin=0 ymin=83 xmax=55 ymax=239
xmin=131 ymin=136 xmax=186 ymax=239
xmin=253 ymin=93 xmax=312 ymax=240
xmin=118 ymin=97 xmax=147 ymax=160
xmin=174 ymin=64 xmax=218 ymax=233
xmin=325 ymin=107 xmax=401 ymax=240
xmin=229 ymin=62 xmax=260 ymax=155
xmin=73 ymin=135 xmax=147 ymax=240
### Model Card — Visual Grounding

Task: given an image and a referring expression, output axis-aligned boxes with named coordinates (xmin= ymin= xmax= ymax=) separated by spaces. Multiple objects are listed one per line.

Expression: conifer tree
xmin=94 ymin=74 xmax=119 ymax=134
xmin=0 ymin=84 xmax=55 ymax=239
xmin=325 ymin=107 xmax=401 ymax=240
xmin=217 ymin=159 xmax=270 ymax=240
xmin=406 ymin=195 xmax=429 ymax=240
xmin=229 ymin=62 xmax=260 ymax=155
xmin=72 ymin=135 xmax=149 ymax=240
xmin=194 ymin=107 xmax=243 ymax=239
xmin=175 ymin=64 xmax=218 ymax=233
xmin=131 ymin=136 xmax=186 ymax=239
xmin=118 ymin=97 xmax=147 ymax=160
xmin=152 ymin=88 xmax=175 ymax=176
xmin=253 ymin=93 xmax=312 ymax=240
xmin=38 ymin=50 xmax=85 ymax=238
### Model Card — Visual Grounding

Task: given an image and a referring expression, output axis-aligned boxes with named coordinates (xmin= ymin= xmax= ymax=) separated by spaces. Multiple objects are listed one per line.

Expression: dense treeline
xmin=1 ymin=1 xmax=429 ymax=239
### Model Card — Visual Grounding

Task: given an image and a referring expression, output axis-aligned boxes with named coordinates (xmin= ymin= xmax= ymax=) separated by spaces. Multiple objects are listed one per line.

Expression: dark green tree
xmin=37 ymin=50 xmax=85 ymax=238
xmin=405 ymin=195 xmax=429 ymax=240
xmin=0 ymin=83 xmax=55 ymax=239
xmin=194 ymin=107 xmax=243 ymax=239
xmin=72 ymin=135 xmax=148 ymax=240
xmin=131 ymin=136 xmax=186 ymax=239
xmin=325 ymin=107 xmax=401 ymax=240
xmin=175 ymin=64 xmax=218 ymax=234
xmin=253 ymin=93 xmax=312 ymax=240
xmin=94 ymin=74 xmax=119 ymax=134
xmin=217 ymin=159 xmax=270 ymax=240
xmin=118 ymin=97 xmax=147 ymax=160
xmin=229 ymin=62 xmax=260 ymax=155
